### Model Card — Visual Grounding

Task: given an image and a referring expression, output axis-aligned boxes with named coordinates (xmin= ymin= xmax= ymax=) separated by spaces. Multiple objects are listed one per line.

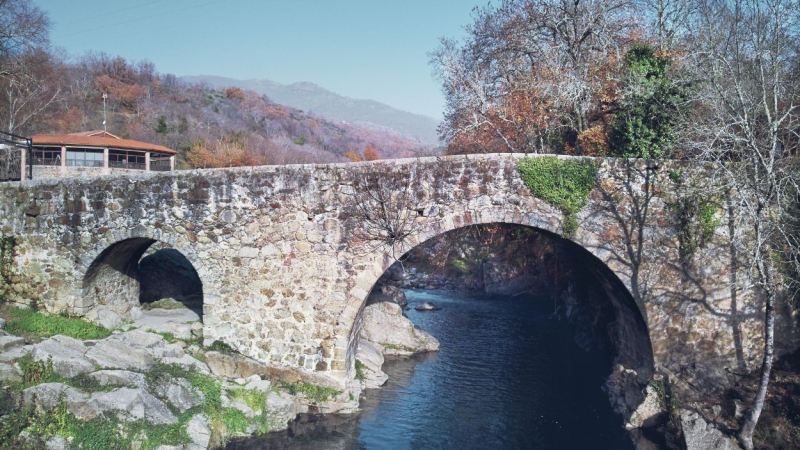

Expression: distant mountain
xmin=181 ymin=75 xmax=441 ymax=146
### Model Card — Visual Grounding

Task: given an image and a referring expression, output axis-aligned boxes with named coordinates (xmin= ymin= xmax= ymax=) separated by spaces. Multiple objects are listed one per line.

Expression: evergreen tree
xmin=609 ymin=44 xmax=687 ymax=159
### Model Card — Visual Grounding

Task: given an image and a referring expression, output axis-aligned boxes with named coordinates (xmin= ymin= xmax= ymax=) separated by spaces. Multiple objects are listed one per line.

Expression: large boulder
xmin=265 ymin=391 xmax=298 ymax=432
xmin=359 ymin=301 xmax=439 ymax=355
xmin=84 ymin=305 xmax=126 ymax=330
xmin=31 ymin=335 xmax=94 ymax=378
xmin=0 ymin=361 xmax=21 ymax=382
xmin=355 ymin=338 xmax=387 ymax=389
xmin=150 ymin=376 xmax=204 ymax=412
xmin=185 ymin=414 xmax=211 ymax=450
xmin=89 ymin=370 xmax=147 ymax=388
xmin=23 ymin=383 xmax=88 ymax=414
xmin=88 ymin=388 xmax=178 ymax=425
xmin=85 ymin=338 xmax=155 ymax=371
xmin=0 ymin=335 xmax=24 ymax=351
xmin=680 ymin=409 xmax=741 ymax=450
xmin=379 ymin=284 xmax=408 ymax=308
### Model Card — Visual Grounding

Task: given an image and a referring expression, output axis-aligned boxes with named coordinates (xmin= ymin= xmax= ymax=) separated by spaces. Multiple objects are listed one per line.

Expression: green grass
xmin=141 ymin=298 xmax=188 ymax=310
xmin=355 ymin=359 xmax=367 ymax=382
xmin=227 ymin=388 xmax=267 ymax=413
xmin=146 ymin=330 xmax=176 ymax=343
xmin=279 ymin=381 xmax=339 ymax=403
xmin=206 ymin=340 xmax=234 ymax=353
xmin=380 ymin=342 xmax=416 ymax=353
xmin=3 ymin=306 xmax=110 ymax=340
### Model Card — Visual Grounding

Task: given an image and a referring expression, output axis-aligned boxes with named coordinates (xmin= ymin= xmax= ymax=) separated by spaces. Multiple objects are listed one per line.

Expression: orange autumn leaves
xmin=345 ymin=145 xmax=381 ymax=162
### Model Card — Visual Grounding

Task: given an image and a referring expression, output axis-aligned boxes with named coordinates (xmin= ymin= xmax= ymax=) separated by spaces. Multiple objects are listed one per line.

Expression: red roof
xmin=68 ymin=130 xmax=122 ymax=139
xmin=31 ymin=133 xmax=176 ymax=155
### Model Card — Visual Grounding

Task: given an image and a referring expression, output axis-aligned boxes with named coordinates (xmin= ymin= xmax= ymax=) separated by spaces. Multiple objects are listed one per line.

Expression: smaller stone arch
xmin=80 ymin=233 xmax=210 ymax=328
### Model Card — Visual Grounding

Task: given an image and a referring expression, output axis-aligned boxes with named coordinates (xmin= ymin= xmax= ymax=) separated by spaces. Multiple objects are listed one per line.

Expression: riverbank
xmin=0 ymin=303 xmax=353 ymax=450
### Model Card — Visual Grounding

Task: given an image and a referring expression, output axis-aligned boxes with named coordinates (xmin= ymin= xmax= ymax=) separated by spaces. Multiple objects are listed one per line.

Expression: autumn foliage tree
xmin=431 ymin=0 xmax=637 ymax=155
xmin=363 ymin=145 xmax=380 ymax=161
xmin=185 ymin=135 xmax=262 ymax=168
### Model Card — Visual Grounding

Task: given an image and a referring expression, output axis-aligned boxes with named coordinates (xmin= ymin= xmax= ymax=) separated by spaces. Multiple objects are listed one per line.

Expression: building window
xmin=32 ymin=148 xmax=61 ymax=166
xmin=66 ymin=149 xmax=104 ymax=167
xmin=109 ymin=150 xmax=146 ymax=170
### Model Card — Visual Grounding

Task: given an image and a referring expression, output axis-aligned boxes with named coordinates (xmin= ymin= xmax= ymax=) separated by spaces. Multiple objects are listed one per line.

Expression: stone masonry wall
xmin=0 ymin=154 xmax=795 ymax=390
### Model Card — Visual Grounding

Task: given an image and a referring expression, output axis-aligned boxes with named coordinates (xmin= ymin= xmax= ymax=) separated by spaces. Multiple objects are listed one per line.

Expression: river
xmin=227 ymin=289 xmax=634 ymax=450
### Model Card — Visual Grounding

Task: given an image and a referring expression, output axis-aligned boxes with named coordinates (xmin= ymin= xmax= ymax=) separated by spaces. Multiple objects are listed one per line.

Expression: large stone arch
xmin=340 ymin=202 xmax=653 ymax=381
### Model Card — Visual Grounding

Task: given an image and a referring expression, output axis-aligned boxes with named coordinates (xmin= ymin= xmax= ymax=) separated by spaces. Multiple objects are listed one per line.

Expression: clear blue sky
xmin=36 ymin=0 xmax=477 ymax=119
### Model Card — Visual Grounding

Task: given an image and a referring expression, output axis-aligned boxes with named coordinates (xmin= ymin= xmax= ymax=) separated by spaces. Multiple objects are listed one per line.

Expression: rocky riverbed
xmin=0 ymin=302 xmax=353 ymax=449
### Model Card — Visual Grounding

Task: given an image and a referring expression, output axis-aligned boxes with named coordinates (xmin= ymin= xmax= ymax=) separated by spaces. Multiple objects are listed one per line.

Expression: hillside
xmin=13 ymin=55 xmax=434 ymax=167
xmin=181 ymin=75 xmax=441 ymax=146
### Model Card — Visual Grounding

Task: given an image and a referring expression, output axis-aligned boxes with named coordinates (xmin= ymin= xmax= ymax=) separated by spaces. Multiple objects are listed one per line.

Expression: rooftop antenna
xmin=102 ymin=93 xmax=107 ymax=132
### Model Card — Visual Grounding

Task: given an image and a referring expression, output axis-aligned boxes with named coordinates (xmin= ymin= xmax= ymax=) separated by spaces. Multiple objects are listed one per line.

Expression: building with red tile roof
xmin=5 ymin=130 xmax=176 ymax=181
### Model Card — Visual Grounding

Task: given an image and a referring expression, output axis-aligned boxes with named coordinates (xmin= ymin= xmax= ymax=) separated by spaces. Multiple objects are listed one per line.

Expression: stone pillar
xmin=145 ymin=152 xmax=151 ymax=172
xmin=60 ymin=145 xmax=66 ymax=175
xmin=103 ymin=147 xmax=109 ymax=175
xmin=19 ymin=146 xmax=26 ymax=181
xmin=170 ymin=155 xmax=175 ymax=171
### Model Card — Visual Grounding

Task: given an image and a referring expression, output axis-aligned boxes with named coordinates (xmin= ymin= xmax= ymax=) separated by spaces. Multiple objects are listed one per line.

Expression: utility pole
xmin=102 ymin=93 xmax=107 ymax=133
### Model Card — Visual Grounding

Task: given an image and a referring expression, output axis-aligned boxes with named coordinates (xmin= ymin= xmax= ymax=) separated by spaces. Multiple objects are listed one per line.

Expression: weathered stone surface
xmin=680 ymin=409 xmax=741 ymax=450
xmin=186 ymin=414 xmax=211 ymax=450
xmin=0 ymin=335 xmax=23 ymax=351
xmin=0 ymin=361 xmax=21 ymax=382
xmin=150 ymin=376 xmax=203 ymax=412
xmin=245 ymin=377 xmax=272 ymax=393
xmin=88 ymin=388 xmax=178 ymax=425
xmin=85 ymin=339 xmax=155 ymax=371
xmin=0 ymin=317 xmax=5 ymax=329
xmin=626 ymin=381 xmax=664 ymax=429
xmin=159 ymin=354 xmax=210 ymax=374
xmin=265 ymin=391 xmax=297 ymax=432
xmin=84 ymin=305 xmax=125 ymax=330
xmin=414 ymin=301 xmax=440 ymax=311
xmin=133 ymin=308 xmax=202 ymax=340
xmin=23 ymin=383 xmax=92 ymax=418
xmin=88 ymin=369 xmax=147 ymax=388
xmin=355 ymin=338 xmax=387 ymax=389
xmin=360 ymin=302 xmax=439 ymax=355
xmin=108 ymin=329 xmax=166 ymax=350
xmin=0 ymin=344 xmax=29 ymax=363
xmin=31 ymin=335 xmax=94 ymax=378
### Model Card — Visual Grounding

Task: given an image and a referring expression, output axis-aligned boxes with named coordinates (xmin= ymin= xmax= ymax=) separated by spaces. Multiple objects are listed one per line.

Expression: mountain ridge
xmin=180 ymin=75 xmax=441 ymax=146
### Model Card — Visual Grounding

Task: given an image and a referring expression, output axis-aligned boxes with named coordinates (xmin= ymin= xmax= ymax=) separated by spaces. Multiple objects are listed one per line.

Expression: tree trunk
xmin=738 ymin=289 xmax=776 ymax=450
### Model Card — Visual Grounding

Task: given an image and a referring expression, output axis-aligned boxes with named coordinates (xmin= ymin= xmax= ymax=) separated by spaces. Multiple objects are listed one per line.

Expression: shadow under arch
xmin=82 ymin=237 xmax=204 ymax=317
xmin=349 ymin=222 xmax=655 ymax=385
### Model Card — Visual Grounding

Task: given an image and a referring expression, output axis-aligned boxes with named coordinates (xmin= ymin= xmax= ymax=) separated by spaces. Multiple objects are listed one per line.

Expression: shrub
xmin=279 ymin=381 xmax=339 ymax=403
xmin=355 ymin=360 xmax=367 ymax=381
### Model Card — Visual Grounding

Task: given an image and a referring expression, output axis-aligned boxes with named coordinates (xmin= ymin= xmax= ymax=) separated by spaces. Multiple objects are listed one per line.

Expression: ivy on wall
xmin=667 ymin=173 xmax=720 ymax=264
xmin=517 ymin=157 xmax=598 ymax=237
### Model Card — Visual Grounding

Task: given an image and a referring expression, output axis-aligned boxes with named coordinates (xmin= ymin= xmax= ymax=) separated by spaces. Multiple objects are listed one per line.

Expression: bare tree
xmin=636 ymin=0 xmax=697 ymax=50
xmin=0 ymin=49 xmax=60 ymax=134
xmin=0 ymin=0 xmax=50 ymax=67
xmin=682 ymin=0 xmax=800 ymax=447
xmin=350 ymin=168 xmax=421 ymax=262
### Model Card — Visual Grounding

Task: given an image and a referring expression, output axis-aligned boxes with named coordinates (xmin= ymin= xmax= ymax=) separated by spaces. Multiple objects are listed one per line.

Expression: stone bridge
xmin=0 ymin=154 xmax=793 ymax=391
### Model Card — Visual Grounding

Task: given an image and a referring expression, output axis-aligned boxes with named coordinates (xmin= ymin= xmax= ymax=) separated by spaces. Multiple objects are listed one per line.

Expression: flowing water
xmin=227 ymin=289 xmax=634 ymax=450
